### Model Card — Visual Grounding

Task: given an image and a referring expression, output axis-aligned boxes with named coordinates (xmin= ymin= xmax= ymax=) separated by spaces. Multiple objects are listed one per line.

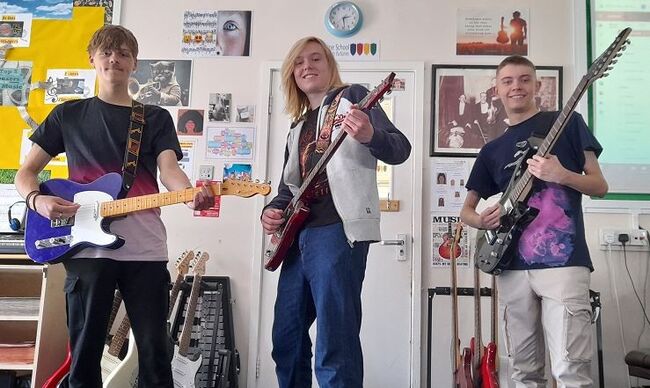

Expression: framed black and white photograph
xmin=430 ymin=64 xmax=562 ymax=157
xmin=128 ymin=59 xmax=192 ymax=107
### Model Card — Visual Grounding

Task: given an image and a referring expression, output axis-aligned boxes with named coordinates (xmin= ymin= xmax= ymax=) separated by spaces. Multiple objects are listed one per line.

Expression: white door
xmin=249 ymin=63 xmax=424 ymax=388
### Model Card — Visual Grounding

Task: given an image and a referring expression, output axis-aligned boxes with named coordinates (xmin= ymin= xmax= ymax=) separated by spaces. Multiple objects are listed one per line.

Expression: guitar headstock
xmin=191 ymin=251 xmax=209 ymax=276
xmin=174 ymin=250 xmax=194 ymax=277
xmin=359 ymin=72 xmax=396 ymax=111
xmin=217 ymin=179 xmax=272 ymax=198
xmin=587 ymin=27 xmax=631 ymax=84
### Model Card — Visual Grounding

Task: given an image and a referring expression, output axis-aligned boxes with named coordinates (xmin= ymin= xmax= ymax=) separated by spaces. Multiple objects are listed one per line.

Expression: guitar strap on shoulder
xmin=315 ymin=88 xmax=346 ymax=154
xmin=119 ymin=100 xmax=145 ymax=199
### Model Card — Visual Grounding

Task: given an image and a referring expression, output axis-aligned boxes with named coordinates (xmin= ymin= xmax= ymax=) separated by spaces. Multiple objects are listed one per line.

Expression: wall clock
xmin=324 ymin=1 xmax=363 ymax=38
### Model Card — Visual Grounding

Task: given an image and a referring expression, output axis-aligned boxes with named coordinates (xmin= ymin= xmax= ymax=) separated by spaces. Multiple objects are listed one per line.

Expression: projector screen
xmin=589 ymin=0 xmax=650 ymax=196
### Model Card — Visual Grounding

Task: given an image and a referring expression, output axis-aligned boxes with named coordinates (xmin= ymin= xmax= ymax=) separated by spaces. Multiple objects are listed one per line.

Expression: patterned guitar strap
xmin=118 ymin=100 xmax=145 ymax=199
xmin=315 ymin=90 xmax=344 ymax=153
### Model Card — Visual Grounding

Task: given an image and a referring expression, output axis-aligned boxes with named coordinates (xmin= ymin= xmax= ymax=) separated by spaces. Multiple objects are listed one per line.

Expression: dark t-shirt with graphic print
xmin=466 ymin=111 xmax=602 ymax=270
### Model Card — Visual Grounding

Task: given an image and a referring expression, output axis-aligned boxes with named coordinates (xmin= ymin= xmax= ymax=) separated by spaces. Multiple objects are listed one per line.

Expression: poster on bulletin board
xmin=0 ymin=7 xmax=104 ymax=179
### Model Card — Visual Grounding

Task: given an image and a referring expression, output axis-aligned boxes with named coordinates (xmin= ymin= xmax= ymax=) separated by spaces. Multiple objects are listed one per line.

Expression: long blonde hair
xmin=280 ymin=36 xmax=345 ymax=123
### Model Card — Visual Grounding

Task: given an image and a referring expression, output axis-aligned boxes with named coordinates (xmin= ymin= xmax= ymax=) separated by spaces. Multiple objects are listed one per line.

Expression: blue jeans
xmin=272 ymin=222 xmax=369 ymax=388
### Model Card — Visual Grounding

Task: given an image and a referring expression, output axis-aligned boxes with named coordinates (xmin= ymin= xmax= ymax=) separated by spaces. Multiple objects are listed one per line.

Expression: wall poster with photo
xmin=128 ymin=59 xmax=192 ymax=107
xmin=430 ymin=64 xmax=562 ymax=157
xmin=73 ymin=0 xmax=121 ymax=24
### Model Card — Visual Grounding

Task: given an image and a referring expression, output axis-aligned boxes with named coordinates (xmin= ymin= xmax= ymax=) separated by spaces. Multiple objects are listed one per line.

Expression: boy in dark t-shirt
xmin=461 ymin=56 xmax=608 ymax=387
xmin=15 ymin=25 xmax=213 ymax=387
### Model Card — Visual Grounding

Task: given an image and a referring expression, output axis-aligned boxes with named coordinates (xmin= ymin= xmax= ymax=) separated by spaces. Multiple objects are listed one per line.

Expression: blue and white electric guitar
xmin=24 ymin=173 xmax=270 ymax=264
xmin=172 ymin=251 xmax=209 ymax=388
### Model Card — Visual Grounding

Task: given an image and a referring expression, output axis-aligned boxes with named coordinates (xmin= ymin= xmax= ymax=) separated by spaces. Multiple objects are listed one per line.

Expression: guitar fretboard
xmin=100 ymin=186 xmax=218 ymax=217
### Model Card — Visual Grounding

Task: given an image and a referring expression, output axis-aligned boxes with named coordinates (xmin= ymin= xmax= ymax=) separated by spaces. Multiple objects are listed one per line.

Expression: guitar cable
xmin=606 ymin=241 xmax=633 ymax=388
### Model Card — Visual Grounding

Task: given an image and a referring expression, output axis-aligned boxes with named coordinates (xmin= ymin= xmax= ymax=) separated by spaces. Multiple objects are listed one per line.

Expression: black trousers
xmin=62 ymin=258 xmax=173 ymax=388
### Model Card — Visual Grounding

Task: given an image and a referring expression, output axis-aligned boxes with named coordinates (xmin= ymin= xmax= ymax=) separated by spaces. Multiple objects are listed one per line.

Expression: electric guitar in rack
xmin=24 ymin=175 xmax=270 ymax=264
xmin=449 ymin=222 xmax=473 ymax=388
xmin=172 ymin=251 xmax=209 ymax=388
xmin=476 ymin=27 xmax=632 ymax=274
xmin=264 ymin=72 xmax=396 ymax=271
xmin=103 ymin=250 xmax=195 ymax=388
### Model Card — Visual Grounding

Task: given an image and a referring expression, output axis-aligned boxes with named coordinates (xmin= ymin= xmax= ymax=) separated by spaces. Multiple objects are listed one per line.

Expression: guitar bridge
xmin=35 ymin=235 xmax=73 ymax=249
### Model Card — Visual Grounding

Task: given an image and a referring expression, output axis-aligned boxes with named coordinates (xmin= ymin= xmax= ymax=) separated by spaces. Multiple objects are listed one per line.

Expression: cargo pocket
xmin=63 ymin=275 xmax=85 ymax=332
xmin=562 ymin=302 xmax=593 ymax=362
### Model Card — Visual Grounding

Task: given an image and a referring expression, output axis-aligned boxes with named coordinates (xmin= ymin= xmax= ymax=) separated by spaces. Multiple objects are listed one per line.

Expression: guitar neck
xmin=168 ymin=273 xmax=184 ymax=320
xmin=491 ymin=275 xmax=498 ymax=345
xmin=450 ymin=238 xmax=460 ymax=368
xmin=473 ymin=264 xmax=483 ymax=370
xmin=178 ymin=274 xmax=202 ymax=357
xmin=507 ymin=77 xmax=589 ymax=203
xmin=101 ymin=186 xmax=218 ymax=217
xmin=107 ymin=291 xmax=123 ymax=339
xmin=108 ymin=315 xmax=131 ymax=357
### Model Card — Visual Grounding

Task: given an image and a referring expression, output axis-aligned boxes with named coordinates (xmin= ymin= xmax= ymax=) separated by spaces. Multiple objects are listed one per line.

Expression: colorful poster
xmin=0 ymin=61 xmax=31 ymax=106
xmin=223 ymin=163 xmax=251 ymax=181
xmin=205 ymin=126 xmax=254 ymax=160
xmin=326 ymin=40 xmax=380 ymax=61
xmin=182 ymin=10 xmax=252 ymax=57
xmin=456 ymin=8 xmax=529 ymax=56
xmin=431 ymin=214 xmax=470 ymax=268
xmin=1 ymin=1 xmax=73 ymax=19
xmin=44 ymin=69 xmax=96 ymax=104
xmin=193 ymin=179 xmax=220 ymax=217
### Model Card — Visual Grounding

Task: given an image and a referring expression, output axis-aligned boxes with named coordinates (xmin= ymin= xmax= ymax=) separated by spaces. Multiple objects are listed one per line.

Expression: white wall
xmin=117 ymin=0 xmax=649 ymax=386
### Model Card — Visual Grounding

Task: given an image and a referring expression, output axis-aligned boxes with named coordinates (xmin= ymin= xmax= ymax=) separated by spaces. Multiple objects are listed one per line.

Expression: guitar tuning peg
xmin=611 ymin=60 xmax=618 ymax=64
xmin=626 ymin=39 xmax=631 ymax=44
xmin=601 ymin=73 xmax=609 ymax=78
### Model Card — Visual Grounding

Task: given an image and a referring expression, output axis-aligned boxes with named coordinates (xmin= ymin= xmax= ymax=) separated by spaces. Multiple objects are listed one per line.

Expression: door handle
xmin=380 ymin=239 xmax=405 ymax=246
xmin=379 ymin=233 xmax=408 ymax=261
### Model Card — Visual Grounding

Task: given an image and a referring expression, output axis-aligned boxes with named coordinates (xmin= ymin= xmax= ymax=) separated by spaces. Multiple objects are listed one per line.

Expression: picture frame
xmin=430 ymin=64 xmax=563 ymax=157
xmin=73 ymin=0 xmax=122 ymax=25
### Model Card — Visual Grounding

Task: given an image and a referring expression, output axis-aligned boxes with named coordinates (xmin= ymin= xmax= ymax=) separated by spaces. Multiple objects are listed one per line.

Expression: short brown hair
xmin=280 ymin=36 xmax=345 ymax=123
xmin=87 ymin=25 xmax=138 ymax=57
xmin=496 ymin=55 xmax=535 ymax=76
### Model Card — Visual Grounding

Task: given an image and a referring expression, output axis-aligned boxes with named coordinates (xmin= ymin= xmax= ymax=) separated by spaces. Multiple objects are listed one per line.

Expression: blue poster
xmin=0 ymin=1 xmax=73 ymax=20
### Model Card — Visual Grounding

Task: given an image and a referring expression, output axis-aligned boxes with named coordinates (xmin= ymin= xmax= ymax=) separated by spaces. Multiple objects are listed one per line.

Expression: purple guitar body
xmin=25 ymin=173 xmax=124 ymax=264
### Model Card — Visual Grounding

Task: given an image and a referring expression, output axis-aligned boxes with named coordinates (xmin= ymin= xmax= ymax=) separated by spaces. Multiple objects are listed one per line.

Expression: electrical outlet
xmin=599 ymin=228 xmax=649 ymax=251
xmin=198 ymin=165 xmax=214 ymax=180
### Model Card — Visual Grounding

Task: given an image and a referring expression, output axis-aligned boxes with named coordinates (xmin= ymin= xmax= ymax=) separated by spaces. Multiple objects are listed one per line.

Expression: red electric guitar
xmin=449 ymin=222 xmax=473 ymax=388
xmin=42 ymin=291 xmax=124 ymax=388
xmin=469 ymin=259 xmax=499 ymax=387
xmin=480 ymin=276 xmax=499 ymax=387
xmin=264 ymin=72 xmax=396 ymax=271
xmin=439 ymin=220 xmax=462 ymax=260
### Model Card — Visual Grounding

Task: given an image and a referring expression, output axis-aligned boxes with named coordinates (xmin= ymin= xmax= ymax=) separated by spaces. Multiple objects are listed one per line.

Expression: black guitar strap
xmin=119 ymin=100 xmax=145 ymax=199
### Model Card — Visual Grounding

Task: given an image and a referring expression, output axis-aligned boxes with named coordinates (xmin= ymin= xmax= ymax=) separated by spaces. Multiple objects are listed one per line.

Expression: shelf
xmin=0 ymin=344 xmax=35 ymax=370
xmin=0 ymin=297 xmax=40 ymax=321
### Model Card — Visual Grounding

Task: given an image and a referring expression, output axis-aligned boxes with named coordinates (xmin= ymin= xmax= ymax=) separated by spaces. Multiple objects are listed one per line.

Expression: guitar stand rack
xmin=425 ymin=287 xmax=604 ymax=388
xmin=171 ymin=276 xmax=240 ymax=388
